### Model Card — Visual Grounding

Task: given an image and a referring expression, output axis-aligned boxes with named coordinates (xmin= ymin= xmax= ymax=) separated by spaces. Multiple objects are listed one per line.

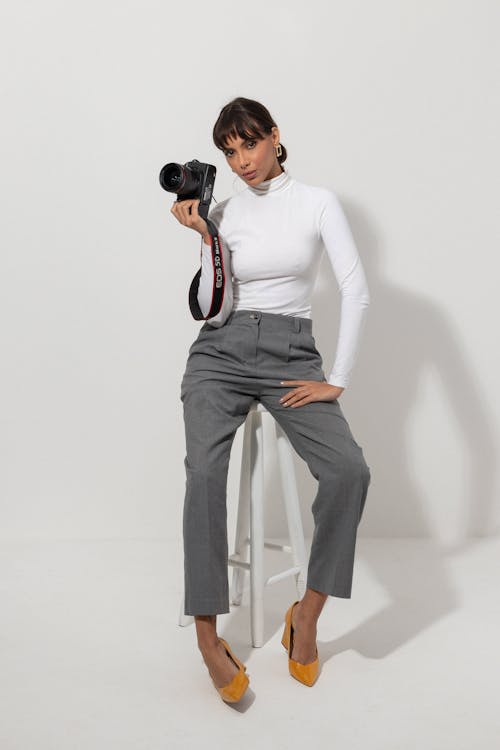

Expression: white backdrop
xmin=2 ymin=0 xmax=499 ymax=547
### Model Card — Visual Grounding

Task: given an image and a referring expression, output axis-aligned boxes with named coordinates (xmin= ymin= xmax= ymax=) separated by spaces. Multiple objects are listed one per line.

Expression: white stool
xmin=178 ymin=400 xmax=308 ymax=646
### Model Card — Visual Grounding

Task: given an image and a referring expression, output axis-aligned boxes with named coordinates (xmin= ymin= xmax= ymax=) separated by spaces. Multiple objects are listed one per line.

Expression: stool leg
xmin=275 ymin=421 xmax=308 ymax=600
xmin=250 ymin=410 xmax=265 ymax=647
xmin=229 ymin=414 xmax=253 ymax=606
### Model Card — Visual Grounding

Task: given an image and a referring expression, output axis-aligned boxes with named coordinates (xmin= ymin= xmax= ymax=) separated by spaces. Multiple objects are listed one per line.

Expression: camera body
xmin=158 ymin=159 xmax=216 ymax=221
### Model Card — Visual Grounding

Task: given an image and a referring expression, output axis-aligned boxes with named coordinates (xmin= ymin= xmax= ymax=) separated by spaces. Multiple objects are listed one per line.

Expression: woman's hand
xmin=279 ymin=380 xmax=344 ymax=407
xmin=170 ymin=197 xmax=210 ymax=242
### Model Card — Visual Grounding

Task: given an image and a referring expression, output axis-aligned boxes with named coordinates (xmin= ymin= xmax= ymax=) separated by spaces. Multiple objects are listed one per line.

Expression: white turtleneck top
xmin=195 ymin=167 xmax=370 ymax=389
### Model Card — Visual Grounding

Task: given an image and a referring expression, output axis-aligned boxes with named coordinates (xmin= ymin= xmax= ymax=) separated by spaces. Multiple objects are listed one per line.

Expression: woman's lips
xmin=244 ymin=170 xmax=257 ymax=179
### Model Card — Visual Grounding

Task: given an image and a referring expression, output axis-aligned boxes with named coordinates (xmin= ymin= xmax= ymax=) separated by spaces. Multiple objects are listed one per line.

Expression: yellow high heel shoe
xmin=281 ymin=600 xmax=319 ymax=686
xmin=211 ymin=637 xmax=250 ymax=703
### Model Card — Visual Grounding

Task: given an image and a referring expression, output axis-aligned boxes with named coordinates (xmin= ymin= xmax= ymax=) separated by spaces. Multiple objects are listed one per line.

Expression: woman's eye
xmin=225 ymin=141 xmax=256 ymax=157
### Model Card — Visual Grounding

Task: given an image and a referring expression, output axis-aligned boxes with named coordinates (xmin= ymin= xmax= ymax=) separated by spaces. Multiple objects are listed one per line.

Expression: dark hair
xmin=212 ymin=97 xmax=288 ymax=166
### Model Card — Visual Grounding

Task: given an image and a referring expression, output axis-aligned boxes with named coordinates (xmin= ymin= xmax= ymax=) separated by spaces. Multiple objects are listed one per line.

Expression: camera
xmin=159 ymin=157 xmax=226 ymax=321
xmin=158 ymin=159 xmax=216 ymax=221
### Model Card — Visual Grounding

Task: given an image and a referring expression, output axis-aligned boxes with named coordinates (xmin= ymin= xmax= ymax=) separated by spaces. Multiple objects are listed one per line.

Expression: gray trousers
xmin=180 ymin=309 xmax=371 ymax=616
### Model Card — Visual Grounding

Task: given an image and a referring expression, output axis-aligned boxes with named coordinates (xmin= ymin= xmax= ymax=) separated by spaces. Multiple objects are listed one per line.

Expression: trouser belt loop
xmin=294 ymin=317 xmax=301 ymax=333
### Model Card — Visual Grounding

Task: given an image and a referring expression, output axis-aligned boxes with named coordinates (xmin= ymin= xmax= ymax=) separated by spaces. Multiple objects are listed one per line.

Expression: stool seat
xmin=178 ymin=399 xmax=307 ymax=646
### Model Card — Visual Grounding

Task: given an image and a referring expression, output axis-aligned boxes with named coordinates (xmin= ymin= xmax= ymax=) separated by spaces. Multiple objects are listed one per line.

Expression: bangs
xmin=213 ymin=111 xmax=266 ymax=152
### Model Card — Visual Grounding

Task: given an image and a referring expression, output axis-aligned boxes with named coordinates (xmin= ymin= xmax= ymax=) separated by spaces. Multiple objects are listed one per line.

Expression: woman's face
xmin=223 ymin=126 xmax=282 ymax=185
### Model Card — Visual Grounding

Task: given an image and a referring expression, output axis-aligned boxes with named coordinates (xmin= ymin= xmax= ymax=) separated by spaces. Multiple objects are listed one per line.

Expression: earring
xmin=275 ymin=143 xmax=282 ymax=157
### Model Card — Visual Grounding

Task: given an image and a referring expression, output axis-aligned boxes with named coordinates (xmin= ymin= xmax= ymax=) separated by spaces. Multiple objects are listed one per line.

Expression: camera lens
xmin=159 ymin=163 xmax=184 ymax=192
xmin=159 ymin=162 xmax=202 ymax=197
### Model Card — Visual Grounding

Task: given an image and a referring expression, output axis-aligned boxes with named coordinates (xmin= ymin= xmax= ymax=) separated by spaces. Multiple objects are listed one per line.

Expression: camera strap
xmin=188 ymin=218 xmax=227 ymax=320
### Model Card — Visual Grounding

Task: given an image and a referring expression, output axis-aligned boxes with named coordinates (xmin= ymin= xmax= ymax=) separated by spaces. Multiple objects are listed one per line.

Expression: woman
xmin=171 ymin=97 xmax=371 ymax=702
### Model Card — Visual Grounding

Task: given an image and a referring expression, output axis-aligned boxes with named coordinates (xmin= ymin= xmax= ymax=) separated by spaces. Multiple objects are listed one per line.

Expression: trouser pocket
xmin=214 ymin=322 xmax=255 ymax=364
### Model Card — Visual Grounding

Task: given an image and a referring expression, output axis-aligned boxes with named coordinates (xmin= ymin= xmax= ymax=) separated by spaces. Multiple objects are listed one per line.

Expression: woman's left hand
xmin=279 ymin=380 xmax=344 ymax=407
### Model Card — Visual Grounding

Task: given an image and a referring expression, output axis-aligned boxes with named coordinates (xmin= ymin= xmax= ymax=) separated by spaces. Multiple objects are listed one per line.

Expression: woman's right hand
xmin=170 ymin=197 xmax=211 ymax=244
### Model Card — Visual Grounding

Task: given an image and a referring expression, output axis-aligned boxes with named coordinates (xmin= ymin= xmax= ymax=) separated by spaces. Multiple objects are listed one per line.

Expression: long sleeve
xmin=196 ymin=201 xmax=234 ymax=327
xmin=319 ymin=190 xmax=370 ymax=389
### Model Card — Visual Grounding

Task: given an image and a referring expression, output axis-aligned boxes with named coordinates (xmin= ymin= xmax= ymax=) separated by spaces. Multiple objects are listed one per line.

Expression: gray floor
xmin=0 ymin=536 xmax=498 ymax=749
